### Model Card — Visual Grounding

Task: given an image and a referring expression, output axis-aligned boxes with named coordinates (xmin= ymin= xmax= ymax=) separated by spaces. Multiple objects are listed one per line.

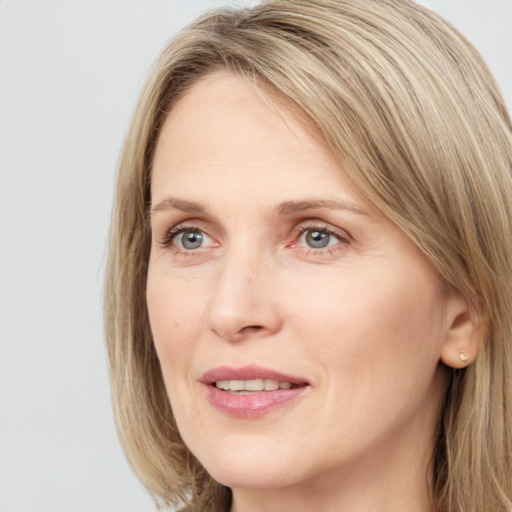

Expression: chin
xmin=207 ymin=462 xmax=299 ymax=491
xmin=187 ymin=436 xmax=307 ymax=490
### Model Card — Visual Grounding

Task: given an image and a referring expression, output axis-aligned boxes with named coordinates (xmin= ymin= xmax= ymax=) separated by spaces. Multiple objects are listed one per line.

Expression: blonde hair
xmin=104 ymin=1 xmax=512 ymax=510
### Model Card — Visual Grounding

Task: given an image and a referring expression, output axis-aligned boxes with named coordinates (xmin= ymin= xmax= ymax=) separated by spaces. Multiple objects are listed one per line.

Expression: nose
xmin=206 ymin=248 xmax=283 ymax=343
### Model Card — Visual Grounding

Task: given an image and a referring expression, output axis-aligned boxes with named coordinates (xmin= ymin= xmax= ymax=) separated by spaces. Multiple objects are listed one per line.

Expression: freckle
xmin=174 ymin=322 xmax=180 ymax=328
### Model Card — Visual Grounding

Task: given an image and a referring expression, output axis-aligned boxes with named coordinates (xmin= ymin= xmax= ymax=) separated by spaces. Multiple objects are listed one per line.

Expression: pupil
xmin=182 ymin=230 xmax=203 ymax=249
xmin=306 ymin=230 xmax=329 ymax=248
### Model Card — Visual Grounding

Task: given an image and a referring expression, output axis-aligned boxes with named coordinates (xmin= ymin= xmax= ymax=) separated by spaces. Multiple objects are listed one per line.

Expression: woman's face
xmin=147 ymin=72 xmax=456 ymax=498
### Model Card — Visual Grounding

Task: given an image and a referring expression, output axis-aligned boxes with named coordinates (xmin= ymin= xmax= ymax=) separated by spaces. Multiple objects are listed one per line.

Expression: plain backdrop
xmin=0 ymin=1 xmax=510 ymax=511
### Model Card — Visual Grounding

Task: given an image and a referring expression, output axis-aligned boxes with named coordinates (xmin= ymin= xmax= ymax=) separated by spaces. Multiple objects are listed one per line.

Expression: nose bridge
xmin=207 ymin=237 xmax=280 ymax=341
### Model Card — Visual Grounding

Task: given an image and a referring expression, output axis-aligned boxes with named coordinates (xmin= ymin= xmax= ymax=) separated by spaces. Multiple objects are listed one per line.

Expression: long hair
xmin=104 ymin=1 xmax=512 ymax=510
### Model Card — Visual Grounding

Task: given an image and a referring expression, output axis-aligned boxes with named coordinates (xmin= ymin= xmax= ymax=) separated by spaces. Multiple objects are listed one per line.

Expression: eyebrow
xmin=150 ymin=197 xmax=369 ymax=217
xmin=151 ymin=197 xmax=209 ymax=215
xmin=277 ymin=199 xmax=369 ymax=216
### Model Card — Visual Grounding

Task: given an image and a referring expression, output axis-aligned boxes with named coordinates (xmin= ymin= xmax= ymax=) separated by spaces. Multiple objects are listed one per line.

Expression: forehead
xmin=153 ymin=72 xmax=324 ymax=168
xmin=150 ymin=71 xmax=366 ymax=207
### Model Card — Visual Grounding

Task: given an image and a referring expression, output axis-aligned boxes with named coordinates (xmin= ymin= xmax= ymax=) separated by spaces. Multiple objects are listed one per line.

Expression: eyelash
xmin=159 ymin=221 xmax=351 ymax=255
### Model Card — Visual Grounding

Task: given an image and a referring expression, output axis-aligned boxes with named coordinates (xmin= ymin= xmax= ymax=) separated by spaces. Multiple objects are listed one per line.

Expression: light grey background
xmin=0 ymin=1 xmax=510 ymax=511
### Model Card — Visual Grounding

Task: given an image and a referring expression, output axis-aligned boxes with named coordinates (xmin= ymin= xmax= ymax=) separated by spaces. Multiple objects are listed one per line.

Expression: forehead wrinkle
xmin=150 ymin=197 xmax=370 ymax=220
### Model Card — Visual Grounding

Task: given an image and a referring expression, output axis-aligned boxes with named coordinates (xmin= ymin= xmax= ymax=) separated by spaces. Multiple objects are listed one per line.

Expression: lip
xmin=201 ymin=365 xmax=309 ymax=385
xmin=201 ymin=365 xmax=310 ymax=418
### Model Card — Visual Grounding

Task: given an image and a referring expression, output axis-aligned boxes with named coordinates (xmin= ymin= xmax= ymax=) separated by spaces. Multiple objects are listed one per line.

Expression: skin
xmin=147 ymin=71 xmax=471 ymax=512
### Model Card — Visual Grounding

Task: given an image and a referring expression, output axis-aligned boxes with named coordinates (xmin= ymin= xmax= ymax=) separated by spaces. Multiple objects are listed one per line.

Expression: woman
xmin=104 ymin=1 xmax=512 ymax=511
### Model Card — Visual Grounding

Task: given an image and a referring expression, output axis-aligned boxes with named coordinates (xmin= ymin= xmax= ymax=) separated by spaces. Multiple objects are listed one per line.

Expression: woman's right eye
xmin=166 ymin=227 xmax=214 ymax=251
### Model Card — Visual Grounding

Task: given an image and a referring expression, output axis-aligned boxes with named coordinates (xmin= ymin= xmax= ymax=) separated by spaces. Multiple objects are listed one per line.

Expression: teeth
xmin=244 ymin=379 xmax=264 ymax=391
xmin=264 ymin=380 xmax=279 ymax=391
xmin=230 ymin=380 xmax=244 ymax=391
xmin=214 ymin=379 xmax=295 ymax=392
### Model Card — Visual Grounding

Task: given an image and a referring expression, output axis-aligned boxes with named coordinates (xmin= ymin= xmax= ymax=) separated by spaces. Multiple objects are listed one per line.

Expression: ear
xmin=440 ymin=293 xmax=483 ymax=369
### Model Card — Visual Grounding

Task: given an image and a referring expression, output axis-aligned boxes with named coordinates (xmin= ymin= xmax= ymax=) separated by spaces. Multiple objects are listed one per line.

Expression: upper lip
xmin=201 ymin=365 xmax=309 ymax=386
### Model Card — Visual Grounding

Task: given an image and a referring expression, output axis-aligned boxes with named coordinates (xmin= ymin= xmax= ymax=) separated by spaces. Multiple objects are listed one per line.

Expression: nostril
xmin=243 ymin=325 xmax=263 ymax=332
xmin=236 ymin=325 xmax=265 ymax=337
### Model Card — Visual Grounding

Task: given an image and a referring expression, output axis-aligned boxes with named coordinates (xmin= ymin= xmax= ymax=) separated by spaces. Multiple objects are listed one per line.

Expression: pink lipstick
xmin=201 ymin=365 xmax=309 ymax=418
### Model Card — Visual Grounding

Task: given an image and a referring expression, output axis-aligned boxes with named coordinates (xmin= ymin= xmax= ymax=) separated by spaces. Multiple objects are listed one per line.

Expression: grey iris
xmin=306 ymin=230 xmax=330 ymax=248
xmin=182 ymin=230 xmax=203 ymax=249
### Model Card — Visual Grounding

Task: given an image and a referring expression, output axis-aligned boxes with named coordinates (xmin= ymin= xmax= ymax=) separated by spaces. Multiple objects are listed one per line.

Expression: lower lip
xmin=204 ymin=385 xmax=308 ymax=418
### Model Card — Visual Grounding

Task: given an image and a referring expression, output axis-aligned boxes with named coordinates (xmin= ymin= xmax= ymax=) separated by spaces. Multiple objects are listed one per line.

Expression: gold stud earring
xmin=459 ymin=351 xmax=468 ymax=362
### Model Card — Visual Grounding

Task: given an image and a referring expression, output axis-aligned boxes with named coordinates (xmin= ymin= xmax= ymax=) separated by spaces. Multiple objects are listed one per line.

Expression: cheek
xmin=285 ymin=263 xmax=446 ymax=378
xmin=288 ymin=270 xmax=446 ymax=442
xmin=146 ymin=272 xmax=206 ymax=371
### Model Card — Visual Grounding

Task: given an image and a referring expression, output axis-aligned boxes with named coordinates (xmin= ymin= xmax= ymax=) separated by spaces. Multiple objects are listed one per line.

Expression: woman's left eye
xmin=296 ymin=226 xmax=346 ymax=250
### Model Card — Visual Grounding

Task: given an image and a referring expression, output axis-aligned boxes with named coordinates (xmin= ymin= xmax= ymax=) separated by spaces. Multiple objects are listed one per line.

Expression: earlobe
xmin=439 ymin=297 xmax=483 ymax=369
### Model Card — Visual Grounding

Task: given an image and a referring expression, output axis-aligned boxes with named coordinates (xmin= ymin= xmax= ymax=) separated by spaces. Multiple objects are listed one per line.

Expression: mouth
xmin=214 ymin=378 xmax=303 ymax=393
xmin=201 ymin=365 xmax=310 ymax=417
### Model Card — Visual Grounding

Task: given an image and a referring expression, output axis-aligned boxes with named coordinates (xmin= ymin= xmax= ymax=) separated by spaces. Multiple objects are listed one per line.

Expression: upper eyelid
xmin=293 ymin=220 xmax=352 ymax=241
xmin=154 ymin=218 xmax=211 ymax=237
